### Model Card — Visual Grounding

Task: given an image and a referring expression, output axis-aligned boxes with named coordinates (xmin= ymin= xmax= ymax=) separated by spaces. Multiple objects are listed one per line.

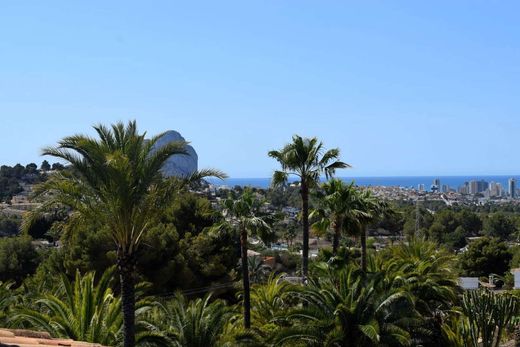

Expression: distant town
xmin=330 ymin=177 xmax=518 ymax=208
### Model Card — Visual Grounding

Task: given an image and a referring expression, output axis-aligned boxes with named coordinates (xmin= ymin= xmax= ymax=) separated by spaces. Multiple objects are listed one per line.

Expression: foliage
xmin=40 ymin=160 xmax=51 ymax=171
xmin=0 ymin=163 xmax=48 ymax=202
xmin=483 ymin=212 xmax=517 ymax=240
xmin=167 ymin=192 xmax=221 ymax=236
xmin=269 ymin=135 xmax=349 ymax=277
xmin=247 ymin=256 xmax=270 ymax=284
xmin=0 ymin=235 xmax=40 ymax=283
xmin=461 ymin=290 xmax=520 ymax=347
xmin=0 ymin=214 xmax=21 ymax=236
xmin=38 ymin=193 xmax=238 ymax=294
xmin=23 ymin=211 xmax=67 ymax=241
xmin=377 ymin=239 xmax=460 ymax=345
xmin=11 ymin=268 xmax=153 ymax=346
xmin=379 ymin=239 xmax=460 ymax=314
xmin=267 ymin=185 xmax=301 ymax=209
xmin=268 ymin=135 xmax=349 ymax=190
xmin=278 ymin=266 xmax=419 ymax=346
xmin=0 ymin=281 xmax=16 ymax=325
xmin=250 ymin=273 xmax=292 ymax=328
xmin=443 ymin=225 xmax=467 ymax=250
xmin=459 ymin=237 xmax=512 ymax=277
xmin=31 ymin=120 xmax=224 ymax=347
xmin=144 ymin=293 xmax=233 ymax=347
xmin=311 ymin=179 xmax=366 ymax=254
xmin=221 ymin=188 xmax=271 ymax=329
xmin=350 ymin=190 xmax=393 ymax=271
xmin=401 ymin=206 xmax=482 ymax=246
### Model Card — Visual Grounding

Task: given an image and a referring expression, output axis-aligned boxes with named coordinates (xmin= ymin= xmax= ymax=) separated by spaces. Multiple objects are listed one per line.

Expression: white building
xmin=512 ymin=268 xmax=520 ymax=289
xmin=459 ymin=277 xmax=479 ymax=290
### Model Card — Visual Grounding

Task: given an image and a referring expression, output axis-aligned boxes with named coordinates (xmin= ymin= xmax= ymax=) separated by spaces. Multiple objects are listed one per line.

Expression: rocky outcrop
xmin=151 ymin=130 xmax=198 ymax=178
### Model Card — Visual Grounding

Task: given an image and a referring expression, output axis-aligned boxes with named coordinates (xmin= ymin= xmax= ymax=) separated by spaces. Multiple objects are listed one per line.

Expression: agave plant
xmin=10 ymin=268 xmax=153 ymax=346
xmin=276 ymin=265 xmax=420 ymax=346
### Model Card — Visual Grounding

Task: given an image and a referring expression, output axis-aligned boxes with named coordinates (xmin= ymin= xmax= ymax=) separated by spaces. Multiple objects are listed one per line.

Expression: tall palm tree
xmin=352 ymin=190 xmax=392 ymax=272
xmin=32 ymin=121 xmax=225 ymax=347
xmin=311 ymin=179 xmax=365 ymax=255
xmin=222 ymin=189 xmax=270 ymax=329
xmin=268 ymin=135 xmax=349 ymax=277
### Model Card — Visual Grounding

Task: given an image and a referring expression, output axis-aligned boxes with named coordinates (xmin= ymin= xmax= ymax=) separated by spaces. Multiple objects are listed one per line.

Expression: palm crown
xmin=311 ymin=179 xmax=368 ymax=254
xmin=36 ymin=121 xmax=188 ymax=256
xmin=268 ymin=135 xmax=350 ymax=187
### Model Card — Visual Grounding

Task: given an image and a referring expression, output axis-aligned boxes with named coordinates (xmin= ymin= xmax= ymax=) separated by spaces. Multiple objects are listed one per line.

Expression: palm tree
xmin=379 ymin=239 xmax=460 ymax=316
xmin=228 ymin=274 xmax=293 ymax=346
xmin=276 ymin=266 xmax=419 ymax=346
xmin=247 ymin=256 xmax=270 ymax=284
xmin=31 ymin=121 xmax=225 ymax=347
xmin=377 ymin=239 xmax=460 ymax=345
xmin=250 ymin=273 xmax=292 ymax=328
xmin=311 ymin=179 xmax=365 ymax=255
xmin=352 ymin=190 xmax=392 ymax=272
xmin=144 ymin=293 xmax=232 ymax=347
xmin=11 ymin=268 xmax=152 ymax=346
xmin=269 ymin=135 xmax=349 ymax=277
xmin=222 ymin=189 xmax=270 ymax=329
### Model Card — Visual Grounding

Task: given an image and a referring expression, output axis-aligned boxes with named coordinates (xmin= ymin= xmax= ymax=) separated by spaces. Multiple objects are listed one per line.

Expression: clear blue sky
xmin=1 ymin=1 xmax=519 ymax=177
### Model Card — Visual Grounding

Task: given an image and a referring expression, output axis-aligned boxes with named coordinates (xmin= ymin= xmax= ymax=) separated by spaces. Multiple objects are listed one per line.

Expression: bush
xmin=459 ymin=237 xmax=512 ymax=277
xmin=0 ymin=235 xmax=40 ymax=283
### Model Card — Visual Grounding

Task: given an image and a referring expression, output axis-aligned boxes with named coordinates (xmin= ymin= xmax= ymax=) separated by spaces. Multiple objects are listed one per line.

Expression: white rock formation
xmin=151 ymin=130 xmax=198 ymax=177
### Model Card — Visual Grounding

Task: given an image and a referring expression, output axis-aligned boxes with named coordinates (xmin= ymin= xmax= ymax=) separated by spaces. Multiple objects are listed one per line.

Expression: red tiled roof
xmin=0 ymin=329 xmax=107 ymax=347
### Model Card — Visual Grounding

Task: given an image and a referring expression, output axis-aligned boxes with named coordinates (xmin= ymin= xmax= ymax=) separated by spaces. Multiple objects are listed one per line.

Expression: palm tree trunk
xmin=301 ymin=181 xmax=310 ymax=278
xmin=240 ymin=227 xmax=251 ymax=329
xmin=360 ymin=227 xmax=367 ymax=272
xmin=118 ymin=254 xmax=136 ymax=347
xmin=332 ymin=219 xmax=341 ymax=255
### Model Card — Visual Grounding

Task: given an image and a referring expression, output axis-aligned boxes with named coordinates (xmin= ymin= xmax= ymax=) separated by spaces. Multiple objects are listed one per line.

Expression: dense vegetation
xmin=1 ymin=121 xmax=520 ymax=346
xmin=0 ymin=161 xmax=64 ymax=203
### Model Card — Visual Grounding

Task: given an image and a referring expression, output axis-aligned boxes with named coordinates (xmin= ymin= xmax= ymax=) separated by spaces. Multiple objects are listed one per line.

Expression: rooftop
xmin=0 ymin=329 xmax=106 ymax=347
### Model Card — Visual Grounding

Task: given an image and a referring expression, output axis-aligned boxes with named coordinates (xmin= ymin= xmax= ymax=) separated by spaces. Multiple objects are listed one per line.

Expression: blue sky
xmin=1 ymin=1 xmax=519 ymax=177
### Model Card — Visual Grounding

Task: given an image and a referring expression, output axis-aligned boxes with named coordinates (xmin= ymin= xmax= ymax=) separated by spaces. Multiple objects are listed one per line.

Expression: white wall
xmin=459 ymin=277 xmax=479 ymax=290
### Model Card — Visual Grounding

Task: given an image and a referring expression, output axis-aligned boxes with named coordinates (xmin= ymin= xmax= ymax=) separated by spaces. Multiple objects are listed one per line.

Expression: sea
xmin=207 ymin=176 xmax=520 ymax=191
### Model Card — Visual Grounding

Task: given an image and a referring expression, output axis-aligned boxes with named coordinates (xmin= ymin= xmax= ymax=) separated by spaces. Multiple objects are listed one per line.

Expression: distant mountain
xmin=151 ymin=130 xmax=198 ymax=178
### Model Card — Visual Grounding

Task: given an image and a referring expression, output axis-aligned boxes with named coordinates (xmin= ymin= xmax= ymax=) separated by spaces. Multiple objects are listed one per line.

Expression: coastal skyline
xmin=2 ymin=1 xmax=520 ymax=177
xmin=209 ymin=175 xmax=520 ymax=189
